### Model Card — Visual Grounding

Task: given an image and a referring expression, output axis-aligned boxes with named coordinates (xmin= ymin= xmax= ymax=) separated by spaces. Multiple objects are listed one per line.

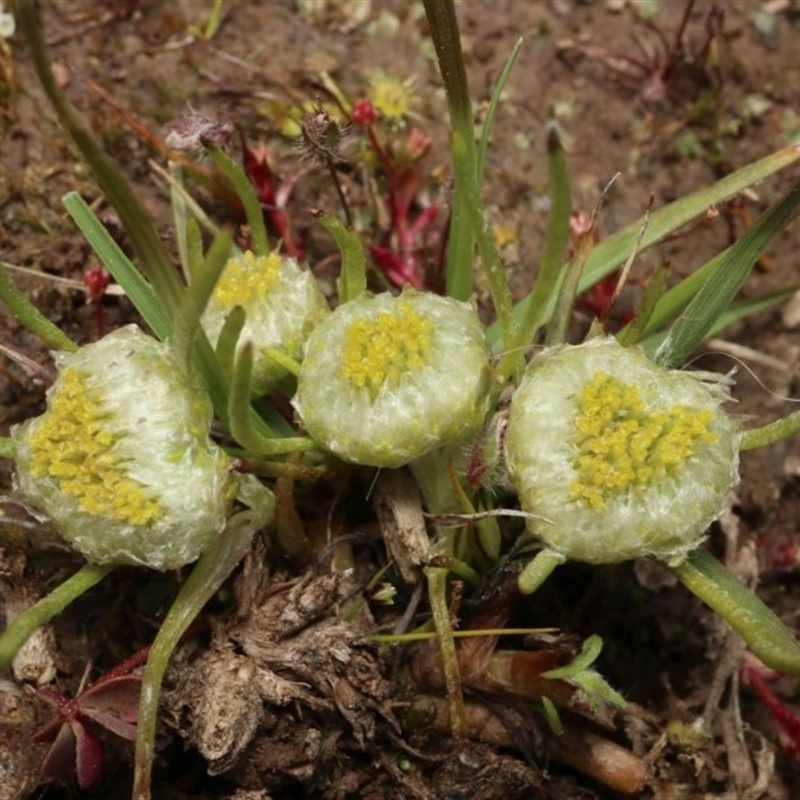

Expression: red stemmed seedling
xmin=32 ymin=648 xmax=146 ymax=789
xmin=82 ymin=266 xmax=111 ymax=339
xmin=351 ymin=98 xmax=440 ymax=289
xmin=244 ymin=140 xmax=305 ymax=260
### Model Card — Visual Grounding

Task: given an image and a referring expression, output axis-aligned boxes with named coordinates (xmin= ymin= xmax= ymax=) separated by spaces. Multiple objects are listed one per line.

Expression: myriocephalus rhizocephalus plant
xmin=202 ymin=250 xmax=329 ymax=396
xmin=13 ymin=326 xmax=237 ymax=570
xmin=506 ymin=335 xmax=740 ymax=574
xmin=5 ymin=0 xmax=800 ymax=797
xmin=294 ymin=289 xmax=490 ymax=468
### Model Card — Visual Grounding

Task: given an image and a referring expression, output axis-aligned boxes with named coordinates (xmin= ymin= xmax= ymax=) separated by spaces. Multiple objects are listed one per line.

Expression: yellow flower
xmin=294 ymin=289 xmax=490 ymax=468
xmin=13 ymin=326 xmax=235 ymax=570
xmin=202 ymin=251 xmax=329 ymax=395
xmin=505 ymin=337 xmax=740 ymax=566
xmin=368 ymin=71 xmax=417 ymax=124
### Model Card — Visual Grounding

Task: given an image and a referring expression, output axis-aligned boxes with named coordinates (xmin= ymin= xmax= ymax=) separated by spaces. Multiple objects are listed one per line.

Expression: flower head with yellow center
xmin=13 ymin=326 xmax=236 ymax=570
xmin=368 ymin=71 xmax=416 ymax=124
xmin=202 ymin=250 xmax=329 ymax=395
xmin=505 ymin=336 xmax=740 ymax=566
xmin=293 ymin=289 xmax=490 ymax=468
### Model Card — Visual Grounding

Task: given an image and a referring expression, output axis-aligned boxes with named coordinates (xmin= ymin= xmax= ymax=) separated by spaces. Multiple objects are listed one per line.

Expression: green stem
xmin=667 ymin=548 xmax=800 ymax=675
xmin=518 ymin=548 xmax=566 ymax=595
xmin=132 ymin=509 xmax=261 ymax=800
xmin=423 ymin=566 xmax=467 ymax=738
xmin=0 ymin=563 xmax=116 ymax=670
xmin=740 ymin=409 xmax=800 ymax=451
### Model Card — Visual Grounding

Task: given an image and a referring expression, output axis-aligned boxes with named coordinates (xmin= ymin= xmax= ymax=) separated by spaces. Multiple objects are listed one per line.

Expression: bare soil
xmin=3 ymin=1 xmax=800 ymax=798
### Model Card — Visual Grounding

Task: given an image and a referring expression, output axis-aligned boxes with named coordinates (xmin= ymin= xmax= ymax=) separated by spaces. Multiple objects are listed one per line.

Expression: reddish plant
xmin=243 ymin=140 xmax=304 ymax=260
xmin=32 ymin=649 xmax=146 ymax=788
xmin=351 ymin=98 xmax=440 ymax=289
xmin=741 ymin=652 xmax=800 ymax=754
xmin=82 ymin=266 xmax=111 ymax=339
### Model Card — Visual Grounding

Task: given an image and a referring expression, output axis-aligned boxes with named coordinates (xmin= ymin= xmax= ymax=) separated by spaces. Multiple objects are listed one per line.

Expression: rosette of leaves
xmin=12 ymin=325 xmax=236 ymax=570
xmin=293 ymin=289 xmax=491 ymax=468
xmin=201 ymin=250 xmax=329 ymax=395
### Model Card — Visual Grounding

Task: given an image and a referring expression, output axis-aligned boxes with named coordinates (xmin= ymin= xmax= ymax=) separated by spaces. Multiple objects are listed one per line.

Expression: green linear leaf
xmin=0 ymin=261 xmax=77 ymax=351
xmin=477 ymin=37 xmax=523 ymax=181
xmin=655 ymin=180 xmax=800 ymax=367
xmin=14 ymin=0 xmax=184 ymax=319
xmin=487 ymin=143 xmax=800 ymax=350
xmin=62 ymin=192 xmax=171 ymax=341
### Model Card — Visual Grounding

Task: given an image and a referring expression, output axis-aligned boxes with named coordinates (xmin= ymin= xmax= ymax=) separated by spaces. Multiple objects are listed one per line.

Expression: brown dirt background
xmin=2 ymin=1 xmax=800 ymax=798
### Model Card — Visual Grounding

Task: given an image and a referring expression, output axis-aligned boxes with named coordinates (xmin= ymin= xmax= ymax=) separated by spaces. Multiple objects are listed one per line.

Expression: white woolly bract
xmin=293 ymin=290 xmax=491 ymax=468
xmin=13 ymin=326 xmax=235 ymax=570
xmin=505 ymin=336 xmax=740 ymax=565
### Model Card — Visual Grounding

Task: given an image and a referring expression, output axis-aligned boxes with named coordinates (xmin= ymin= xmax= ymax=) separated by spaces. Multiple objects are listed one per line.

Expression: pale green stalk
xmin=741 ymin=409 xmax=800 ymax=451
xmin=668 ymin=548 xmax=800 ymax=675
xmin=0 ymin=563 xmax=116 ymax=670
xmin=132 ymin=507 xmax=266 ymax=800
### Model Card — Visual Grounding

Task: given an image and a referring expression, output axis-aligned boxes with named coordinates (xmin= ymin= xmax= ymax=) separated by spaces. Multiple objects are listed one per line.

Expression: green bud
xmin=13 ymin=326 xmax=236 ymax=570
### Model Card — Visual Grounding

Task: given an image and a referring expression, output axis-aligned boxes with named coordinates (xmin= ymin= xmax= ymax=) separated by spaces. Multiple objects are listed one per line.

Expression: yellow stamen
xmin=569 ymin=372 xmax=717 ymax=509
xmin=28 ymin=367 xmax=160 ymax=526
xmin=340 ymin=301 xmax=432 ymax=399
xmin=212 ymin=251 xmax=282 ymax=308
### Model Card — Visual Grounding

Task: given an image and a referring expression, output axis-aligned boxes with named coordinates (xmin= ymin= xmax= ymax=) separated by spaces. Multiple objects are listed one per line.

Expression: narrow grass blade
xmin=477 ymin=37 xmax=523 ymax=181
xmin=0 ymin=262 xmax=77 ymax=352
xmin=215 ymin=305 xmax=246 ymax=380
xmin=655 ymin=180 xmax=800 ymax=368
xmin=452 ymin=129 xmax=517 ymax=350
xmin=314 ymin=211 xmax=367 ymax=302
xmin=62 ymin=192 xmax=171 ymax=341
xmin=640 ymin=286 xmax=798 ymax=356
xmin=617 ymin=261 xmax=670 ymax=347
xmin=487 ymin=143 xmax=800 ymax=349
xmin=423 ymin=0 xmax=475 ymax=301
xmin=207 ymin=145 xmax=270 ymax=258
xmin=499 ymin=122 xmax=571 ymax=377
xmin=172 ymin=231 xmax=232 ymax=369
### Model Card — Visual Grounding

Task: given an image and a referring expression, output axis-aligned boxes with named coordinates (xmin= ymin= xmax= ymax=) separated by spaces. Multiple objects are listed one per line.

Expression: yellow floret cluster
xmin=569 ymin=372 xmax=717 ymax=509
xmin=212 ymin=251 xmax=281 ymax=307
xmin=369 ymin=73 xmax=415 ymax=123
xmin=340 ymin=301 xmax=433 ymax=398
xmin=26 ymin=366 xmax=160 ymax=526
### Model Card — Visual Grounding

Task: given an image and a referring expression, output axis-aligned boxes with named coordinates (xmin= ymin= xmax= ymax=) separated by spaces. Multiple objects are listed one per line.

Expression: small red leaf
xmin=73 ymin=721 xmax=105 ymax=789
xmin=79 ymin=674 xmax=142 ymax=724
xmin=39 ymin=722 xmax=77 ymax=783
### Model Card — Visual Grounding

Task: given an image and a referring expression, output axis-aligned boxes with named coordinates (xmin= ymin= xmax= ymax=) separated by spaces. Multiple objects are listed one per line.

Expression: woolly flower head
xmin=13 ymin=326 xmax=236 ymax=570
xmin=505 ymin=336 xmax=740 ymax=566
xmin=293 ymin=289 xmax=490 ymax=468
xmin=202 ymin=250 xmax=329 ymax=394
